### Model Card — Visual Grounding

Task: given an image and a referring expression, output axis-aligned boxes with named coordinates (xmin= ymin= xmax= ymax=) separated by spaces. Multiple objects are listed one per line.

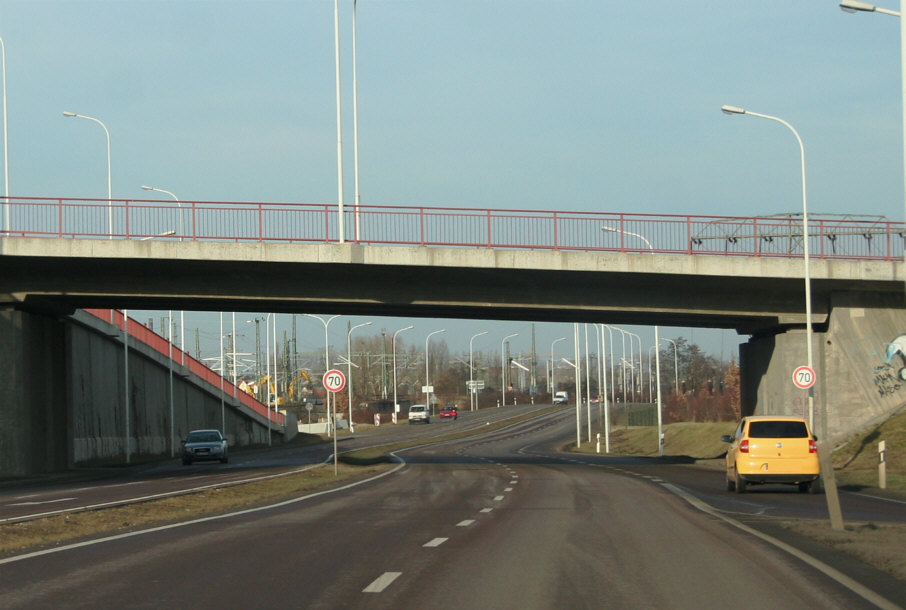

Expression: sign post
xmin=323 ymin=369 xmax=346 ymax=475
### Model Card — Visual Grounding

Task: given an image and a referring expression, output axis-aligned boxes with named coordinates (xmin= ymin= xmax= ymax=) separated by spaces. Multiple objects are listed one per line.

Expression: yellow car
xmin=721 ymin=415 xmax=820 ymax=494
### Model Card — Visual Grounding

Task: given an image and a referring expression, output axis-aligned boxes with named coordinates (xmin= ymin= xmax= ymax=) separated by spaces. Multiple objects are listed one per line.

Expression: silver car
xmin=182 ymin=429 xmax=229 ymax=465
xmin=408 ymin=404 xmax=430 ymax=424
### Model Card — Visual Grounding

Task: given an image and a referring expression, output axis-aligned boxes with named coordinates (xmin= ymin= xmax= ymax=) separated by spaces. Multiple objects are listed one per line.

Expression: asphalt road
xmin=0 ymin=407 xmax=903 ymax=609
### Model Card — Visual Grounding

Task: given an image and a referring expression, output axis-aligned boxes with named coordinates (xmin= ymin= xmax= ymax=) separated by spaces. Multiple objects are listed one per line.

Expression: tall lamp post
xmin=661 ymin=337 xmax=679 ymax=395
xmin=722 ymin=105 xmax=845 ymax=531
xmin=1 ymin=35 xmax=8 ymax=232
xmin=720 ymin=106 xmax=814 ymax=429
xmin=305 ymin=313 xmax=341 ymax=436
xmin=501 ymin=333 xmax=519 ymax=407
xmin=838 ymin=2 xmax=906 ymax=302
xmin=469 ymin=331 xmax=488 ymax=412
xmin=352 ymin=0 xmax=362 ymax=241
xmin=63 ymin=111 xmax=112 ymax=238
xmin=425 ymin=329 xmax=446 ymax=414
xmin=550 ymin=336 xmax=566 ymax=399
xmin=141 ymin=185 xmax=183 ymax=240
xmin=333 ymin=0 xmax=345 ymax=243
xmin=392 ymin=325 xmax=413 ymax=421
xmin=602 ymin=226 xmax=663 ymax=455
xmin=346 ymin=320 xmax=372 ymax=432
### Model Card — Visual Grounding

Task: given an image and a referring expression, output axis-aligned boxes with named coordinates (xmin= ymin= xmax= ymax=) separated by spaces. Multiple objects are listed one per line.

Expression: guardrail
xmin=1 ymin=197 xmax=902 ymax=261
xmin=84 ymin=308 xmax=284 ymax=426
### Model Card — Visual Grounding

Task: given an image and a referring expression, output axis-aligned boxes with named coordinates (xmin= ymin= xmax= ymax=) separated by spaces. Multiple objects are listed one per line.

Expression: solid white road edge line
xmin=0 ymin=459 xmax=407 ymax=566
xmin=660 ymin=482 xmax=901 ymax=610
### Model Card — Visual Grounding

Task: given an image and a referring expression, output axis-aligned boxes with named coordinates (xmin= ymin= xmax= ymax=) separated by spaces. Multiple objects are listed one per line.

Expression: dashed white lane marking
xmin=504 ymin=487 xmax=513 ymax=492
xmin=457 ymin=519 xmax=476 ymax=527
xmin=423 ymin=537 xmax=448 ymax=548
xmin=493 ymin=495 xmax=504 ymax=501
xmin=363 ymin=572 xmax=402 ymax=593
xmin=480 ymin=508 xmax=493 ymax=513
xmin=510 ymin=480 xmax=517 ymax=484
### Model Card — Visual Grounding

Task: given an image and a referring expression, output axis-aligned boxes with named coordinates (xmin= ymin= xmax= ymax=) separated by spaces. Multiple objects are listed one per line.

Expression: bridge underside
xmin=0 ymin=238 xmax=901 ymax=336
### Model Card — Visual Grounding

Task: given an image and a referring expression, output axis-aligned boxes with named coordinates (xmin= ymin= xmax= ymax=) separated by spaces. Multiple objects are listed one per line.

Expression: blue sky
xmin=2 ymin=1 xmax=902 ymax=366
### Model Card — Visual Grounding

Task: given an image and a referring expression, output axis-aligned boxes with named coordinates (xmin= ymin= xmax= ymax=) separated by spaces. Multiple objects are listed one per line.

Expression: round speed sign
xmin=323 ymin=369 xmax=346 ymax=393
xmin=792 ymin=365 xmax=816 ymax=389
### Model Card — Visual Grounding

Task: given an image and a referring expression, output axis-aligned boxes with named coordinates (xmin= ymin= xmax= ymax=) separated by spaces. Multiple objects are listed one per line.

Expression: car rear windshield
xmin=188 ymin=432 xmax=221 ymax=443
xmin=411 ymin=407 xmax=425 ymax=412
xmin=748 ymin=420 xmax=808 ymax=438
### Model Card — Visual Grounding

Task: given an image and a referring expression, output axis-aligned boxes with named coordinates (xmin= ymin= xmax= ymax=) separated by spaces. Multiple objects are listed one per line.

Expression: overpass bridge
xmin=1 ymin=197 xmax=905 ymax=474
xmin=0 ymin=197 xmax=901 ymax=334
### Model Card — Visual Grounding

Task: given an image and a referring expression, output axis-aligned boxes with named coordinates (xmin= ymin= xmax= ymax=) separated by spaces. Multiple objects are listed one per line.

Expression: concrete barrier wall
xmin=0 ymin=309 xmax=291 ymax=476
xmin=68 ymin=312 xmax=289 ymax=465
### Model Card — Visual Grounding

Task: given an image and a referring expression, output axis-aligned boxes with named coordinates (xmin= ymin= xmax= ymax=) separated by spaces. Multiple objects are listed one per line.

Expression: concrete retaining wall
xmin=0 ymin=309 xmax=292 ymax=477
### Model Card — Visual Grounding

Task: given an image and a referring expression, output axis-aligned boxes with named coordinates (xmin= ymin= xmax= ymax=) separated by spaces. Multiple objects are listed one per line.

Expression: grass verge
xmin=0 ymin=462 xmax=391 ymax=558
xmin=1 ymin=406 xmax=560 ymax=558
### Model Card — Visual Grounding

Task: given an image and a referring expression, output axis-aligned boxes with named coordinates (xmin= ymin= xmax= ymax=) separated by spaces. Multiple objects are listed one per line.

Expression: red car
xmin=440 ymin=406 xmax=458 ymax=420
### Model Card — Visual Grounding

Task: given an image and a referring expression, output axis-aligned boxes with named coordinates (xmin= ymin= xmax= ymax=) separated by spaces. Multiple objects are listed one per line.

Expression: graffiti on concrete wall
xmin=873 ymin=334 xmax=906 ymax=396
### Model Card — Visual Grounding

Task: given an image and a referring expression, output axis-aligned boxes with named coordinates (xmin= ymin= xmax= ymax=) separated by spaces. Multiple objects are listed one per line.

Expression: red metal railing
xmin=1 ymin=196 xmax=902 ymax=261
xmin=83 ymin=308 xmax=284 ymax=426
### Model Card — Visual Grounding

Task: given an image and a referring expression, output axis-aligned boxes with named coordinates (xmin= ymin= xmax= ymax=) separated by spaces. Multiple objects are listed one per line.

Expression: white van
xmin=408 ymin=404 xmax=430 ymax=424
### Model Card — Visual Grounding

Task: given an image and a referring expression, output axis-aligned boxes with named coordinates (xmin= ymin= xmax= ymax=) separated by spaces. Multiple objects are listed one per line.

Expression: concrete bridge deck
xmin=0 ymin=236 xmax=900 ymax=335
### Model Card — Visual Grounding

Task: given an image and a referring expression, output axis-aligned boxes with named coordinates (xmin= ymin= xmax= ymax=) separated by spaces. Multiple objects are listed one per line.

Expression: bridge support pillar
xmin=741 ymin=293 xmax=906 ymax=444
xmin=0 ymin=309 xmax=69 ymax=476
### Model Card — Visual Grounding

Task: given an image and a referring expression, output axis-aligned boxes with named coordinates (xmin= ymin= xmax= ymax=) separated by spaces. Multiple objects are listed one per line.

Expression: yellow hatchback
xmin=721 ymin=415 xmax=820 ymax=494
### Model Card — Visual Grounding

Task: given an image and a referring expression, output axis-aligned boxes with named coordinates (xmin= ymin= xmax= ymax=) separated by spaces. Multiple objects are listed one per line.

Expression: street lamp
xmin=392 ymin=325 xmax=413 ymax=421
xmin=599 ymin=324 xmax=611 ymax=452
xmin=721 ymin=105 xmax=814 ymax=429
xmin=63 ymin=111 xmax=112 ymax=238
xmin=661 ymin=337 xmax=679 ymax=395
xmin=550 ymin=336 xmax=566 ymax=399
xmin=352 ymin=0 xmax=362 ymax=241
xmin=425 ymin=329 xmax=446 ymax=414
xmin=501 ymin=333 xmax=519 ymax=407
xmin=141 ymin=185 xmax=183 ymax=240
xmin=602 ymin=226 xmax=663 ymax=455
xmin=304 ymin=313 xmax=341 ymax=437
xmin=346 ymin=320 xmax=372 ymax=432
xmin=1 ymin=35 xmax=8 ymax=232
xmin=333 ymin=0 xmax=345 ymax=243
xmin=469 ymin=331 xmax=489 ymax=412
xmin=838 ymin=1 xmax=906 ymax=309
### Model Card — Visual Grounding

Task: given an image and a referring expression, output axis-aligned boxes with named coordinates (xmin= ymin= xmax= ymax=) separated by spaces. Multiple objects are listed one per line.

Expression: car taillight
xmin=809 ymin=439 xmax=818 ymax=454
xmin=739 ymin=439 xmax=749 ymax=453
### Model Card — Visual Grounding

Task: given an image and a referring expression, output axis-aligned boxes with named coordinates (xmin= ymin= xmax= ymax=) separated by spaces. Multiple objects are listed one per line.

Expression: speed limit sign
xmin=323 ymin=369 xmax=346 ymax=393
xmin=792 ymin=365 xmax=816 ymax=389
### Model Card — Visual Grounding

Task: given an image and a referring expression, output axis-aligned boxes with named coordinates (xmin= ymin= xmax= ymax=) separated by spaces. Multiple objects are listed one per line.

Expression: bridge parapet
xmin=1 ymin=197 xmax=901 ymax=261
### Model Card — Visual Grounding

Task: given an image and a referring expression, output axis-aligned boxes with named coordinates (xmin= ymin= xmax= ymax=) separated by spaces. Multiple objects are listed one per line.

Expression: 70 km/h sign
xmin=792 ymin=365 xmax=816 ymax=389
xmin=323 ymin=369 xmax=346 ymax=393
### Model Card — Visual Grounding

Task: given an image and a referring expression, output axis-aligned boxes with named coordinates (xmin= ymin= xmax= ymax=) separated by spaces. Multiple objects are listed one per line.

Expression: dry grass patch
xmin=782 ymin=520 xmax=906 ymax=581
xmin=0 ymin=462 xmax=391 ymax=557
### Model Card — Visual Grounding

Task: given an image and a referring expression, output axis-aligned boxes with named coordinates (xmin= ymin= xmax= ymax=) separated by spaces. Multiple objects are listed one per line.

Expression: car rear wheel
xmin=725 ymin=473 xmax=735 ymax=492
xmin=734 ymin=473 xmax=747 ymax=494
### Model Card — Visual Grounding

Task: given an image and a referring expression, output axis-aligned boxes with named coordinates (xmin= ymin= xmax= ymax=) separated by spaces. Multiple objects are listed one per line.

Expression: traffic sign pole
xmin=322 ymin=369 xmax=347 ymax=476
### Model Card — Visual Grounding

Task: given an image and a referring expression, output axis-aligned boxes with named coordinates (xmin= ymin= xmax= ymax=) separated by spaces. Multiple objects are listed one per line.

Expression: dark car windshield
xmin=748 ymin=421 xmax=808 ymax=438
xmin=187 ymin=432 xmax=221 ymax=443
